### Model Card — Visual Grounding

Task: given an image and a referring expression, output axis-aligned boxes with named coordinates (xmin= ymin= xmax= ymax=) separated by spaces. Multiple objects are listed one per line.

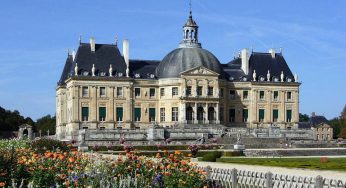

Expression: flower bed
xmin=0 ymin=139 xmax=215 ymax=187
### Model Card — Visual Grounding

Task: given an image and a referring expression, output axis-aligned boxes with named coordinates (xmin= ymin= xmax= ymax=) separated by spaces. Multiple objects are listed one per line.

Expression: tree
xmin=0 ymin=106 xmax=33 ymax=131
xmin=35 ymin=115 xmax=56 ymax=135
xmin=341 ymin=104 xmax=346 ymax=120
xmin=329 ymin=118 xmax=343 ymax=139
xmin=299 ymin=113 xmax=309 ymax=122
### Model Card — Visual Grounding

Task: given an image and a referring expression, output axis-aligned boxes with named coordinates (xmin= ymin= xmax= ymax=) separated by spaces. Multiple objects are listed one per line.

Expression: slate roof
xmin=225 ymin=52 xmax=295 ymax=82
xmin=309 ymin=115 xmax=329 ymax=127
xmin=297 ymin=122 xmax=312 ymax=129
xmin=58 ymin=43 xmax=296 ymax=85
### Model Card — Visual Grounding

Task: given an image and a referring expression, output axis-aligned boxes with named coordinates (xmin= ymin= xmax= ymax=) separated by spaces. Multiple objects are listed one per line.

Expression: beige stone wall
xmin=314 ymin=126 xmax=333 ymax=141
xmin=56 ymin=67 xmax=300 ymax=140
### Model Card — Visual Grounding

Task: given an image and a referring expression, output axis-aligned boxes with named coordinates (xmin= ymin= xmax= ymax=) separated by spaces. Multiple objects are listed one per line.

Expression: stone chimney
xmin=90 ymin=37 xmax=95 ymax=52
xmin=311 ymin=112 xmax=316 ymax=117
xmin=269 ymin=48 xmax=275 ymax=58
xmin=241 ymin=48 xmax=249 ymax=75
xmin=123 ymin=39 xmax=129 ymax=77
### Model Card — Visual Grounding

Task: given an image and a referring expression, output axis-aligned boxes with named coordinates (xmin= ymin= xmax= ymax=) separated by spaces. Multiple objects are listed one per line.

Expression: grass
xmin=216 ymin=157 xmax=346 ymax=171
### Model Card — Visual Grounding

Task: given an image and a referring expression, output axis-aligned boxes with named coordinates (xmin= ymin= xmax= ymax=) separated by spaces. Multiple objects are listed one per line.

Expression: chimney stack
xmin=241 ymin=48 xmax=249 ymax=75
xmin=90 ymin=37 xmax=95 ymax=52
xmin=311 ymin=112 xmax=316 ymax=117
xmin=123 ymin=39 xmax=129 ymax=77
xmin=269 ymin=48 xmax=275 ymax=58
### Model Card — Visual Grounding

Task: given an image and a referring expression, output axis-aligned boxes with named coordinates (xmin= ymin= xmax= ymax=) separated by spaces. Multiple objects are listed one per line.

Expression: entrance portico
xmin=184 ymin=102 xmax=219 ymax=125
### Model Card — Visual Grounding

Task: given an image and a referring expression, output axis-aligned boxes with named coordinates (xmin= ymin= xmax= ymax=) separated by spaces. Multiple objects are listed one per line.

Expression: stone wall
xmin=244 ymin=148 xmax=346 ymax=157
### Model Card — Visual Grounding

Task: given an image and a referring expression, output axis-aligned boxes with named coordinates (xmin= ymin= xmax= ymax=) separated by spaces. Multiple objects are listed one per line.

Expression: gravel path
xmin=197 ymin=161 xmax=346 ymax=181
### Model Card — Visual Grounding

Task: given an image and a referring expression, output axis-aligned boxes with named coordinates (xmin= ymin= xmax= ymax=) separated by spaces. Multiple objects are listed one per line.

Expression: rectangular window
xmin=197 ymin=86 xmax=203 ymax=96
xmin=273 ymin=109 xmax=279 ymax=122
xmin=150 ymin=88 xmax=155 ymax=97
xmin=116 ymin=107 xmax=123 ymax=121
xmin=172 ymin=107 xmax=178 ymax=121
xmin=220 ymin=88 xmax=224 ymax=97
xmin=229 ymin=109 xmax=235 ymax=122
xmin=220 ymin=107 xmax=224 ymax=122
xmin=243 ymin=90 xmax=248 ymax=99
xmin=286 ymin=109 xmax=292 ymax=122
xmin=82 ymin=107 xmax=89 ymax=121
xmin=99 ymin=107 xmax=106 ymax=122
xmin=259 ymin=109 xmax=265 ymax=122
xmin=274 ymin=91 xmax=279 ymax=101
xmin=287 ymin=92 xmax=292 ymax=100
xmin=172 ymin=87 xmax=178 ymax=96
xmin=160 ymin=108 xmax=165 ymax=122
xmin=259 ymin=91 xmax=265 ymax=100
xmin=243 ymin=109 xmax=248 ymax=122
xmin=100 ymin=87 xmax=106 ymax=97
xmin=230 ymin=90 xmax=235 ymax=99
xmin=160 ymin=88 xmax=165 ymax=97
xmin=207 ymin=87 xmax=213 ymax=96
xmin=149 ymin=108 xmax=156 ymax=122
xmin=82 ymin=87 xmax=88 ymax=97
xmin=116 ymin=87 xmax=123 ymax=97
xmin=186 ymin=86 xmax=192 ymax=96
xmin=134 ymin=108 xmax=141 ymax=121
xmin=135 ymin=88 xmax=141 ymax=97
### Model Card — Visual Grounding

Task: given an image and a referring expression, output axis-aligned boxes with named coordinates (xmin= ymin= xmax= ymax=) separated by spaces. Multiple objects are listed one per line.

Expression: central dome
xmin=155 ymin=48 xmax=223 ymax=78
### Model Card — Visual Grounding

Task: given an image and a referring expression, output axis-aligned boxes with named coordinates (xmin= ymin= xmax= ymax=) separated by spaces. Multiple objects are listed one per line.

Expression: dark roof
xmin=58 ymin=43 xmax=127 ymax=85
xmin=155 ymin=47 xmax=224 ymax=78
xmin=226 ymin=52 xmax=295 ymax=82
xmin=309 ymin=115 xmax=329 ymax=127
xmin=298 ymin=122 xmax=312 ymax=129
xmin=129 ymin=60 xmax=160 ymax=79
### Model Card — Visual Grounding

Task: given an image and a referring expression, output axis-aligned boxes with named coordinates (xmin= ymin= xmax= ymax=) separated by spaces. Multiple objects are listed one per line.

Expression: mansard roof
xmin=310 ymin=115 xmax=329 ymax=127
xmin=225 ymin=52 xmax=295 ymax=82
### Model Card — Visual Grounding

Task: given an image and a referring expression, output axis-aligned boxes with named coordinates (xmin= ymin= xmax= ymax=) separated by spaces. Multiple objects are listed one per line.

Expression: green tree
xmin=329 ymin=118 xmax=343 ymax=139
xmin=0 ymin=106 xmax=33 ymax=131
xmin=341 ymin=105 xmax=346 ymax=120
xmin=35 ymin=115 xmax=56 ymax=135
xmin=299 ymin=113 xmax=310 ymax=122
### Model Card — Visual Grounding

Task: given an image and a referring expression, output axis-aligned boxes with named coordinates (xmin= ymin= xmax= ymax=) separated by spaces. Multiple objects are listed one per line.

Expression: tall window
xmin=273 ymin=91 xmax=279 ymax=101
xmin=100 ymin=87 xmax=106 ymax=97
xmin=230 ymin=90 xmax=235 ymax=99
xmin=259 ymin=91 xmax=265 ymax=100
xmin=186 ymin=86 xmax=192 ymax=96
xmin=229 ymin=109 xmax=235 ymax=122
xmin=207 ymin=87 xmax=213 ymax=96
xmin=243 ymin=109 xmax=248 ymax=122
xmin=150 ymin=88 xmax=155 ymax=97
xmin=160 ymin=88 xmax=165 ymax=97
xmin=172 ymin=107 xmax=178 ymax=121
xmin=243 ymin=90 xmax=248 ymax=99
xmin=287 ymin=92 xmax=292 ymax=100
xmin=116 ymin=107 xmax=123 ymax=121
xmin=149 ymin=108 xmax=156 ymax=122
xmin=134 ymin=108 xmax=141 ymax=121
xmin=273 ymin=109 xmax=279 ymax=122
xmin=99 ymin=107 xmax=106 ymax=121
xmin=160 ymin=108 xmax=165 ymax=122
xmin=220 ymin=88 xmax=224 ymax=97
xmin=197 ymin=86 xmax=203 ymax=96
xmin=135 ymin=88 xmax=141 ymax=97
xmin=286 ymin=110 xmax=292 ymax=122
xmin=116 ymin=87 xmax=123 ymax=97
xmin=82 ymin=87 xmax=88 ymax=97
xmin=259 ymin=109 xmax=265 ymax=122
xmin=172 ymin=87 xmax=178 ymax=96
xmin=82 ymin=107 xmax=89 ymax=121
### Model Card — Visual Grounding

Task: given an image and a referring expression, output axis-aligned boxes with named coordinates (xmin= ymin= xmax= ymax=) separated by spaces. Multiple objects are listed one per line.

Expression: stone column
xmin=194 ymin=102 xmax=198 ymax=124
xmin=215 ymin=103 xmax=220 ymax=124
xmin=91 ymin=86 xmax=97 ymax=122
xmin=180 ymin=102 xmax=186 ymax=124
xmin=205 ymin=103 xmax=209 ymax=124
xmin=109 ymin=86 xmax=115 ymax=129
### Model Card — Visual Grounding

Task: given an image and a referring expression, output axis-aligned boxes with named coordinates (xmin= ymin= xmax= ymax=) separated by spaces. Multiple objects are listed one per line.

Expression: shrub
xmin=223 ymin=151 xmax=244 ymax=157
xmin=31 ymin=138 xmax=68 ymax=154
xmin=202 ymin=151 xmax=222 ymax=162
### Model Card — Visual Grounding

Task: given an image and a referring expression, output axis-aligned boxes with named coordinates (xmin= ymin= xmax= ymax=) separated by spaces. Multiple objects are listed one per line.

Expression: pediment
xmin=180 ymin=66 xmax=219 ymax=76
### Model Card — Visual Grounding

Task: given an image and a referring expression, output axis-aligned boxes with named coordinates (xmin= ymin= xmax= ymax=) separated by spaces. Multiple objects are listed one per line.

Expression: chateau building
xmin=56 ymin=11 xmax=300 ymax=140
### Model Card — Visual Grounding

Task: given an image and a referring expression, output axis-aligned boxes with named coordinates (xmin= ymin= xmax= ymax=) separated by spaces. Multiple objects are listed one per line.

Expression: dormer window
xmin=241 ymin=77 xmax=247 ymax=81
xmin=273 ymin=77 xmax=279 ymax=82
xmin=259 ymin=76 xmax=265 ymax=82
xmin=82 ymin=71 xmax=89 ymax=76
xmin=287 ymin=77 xmax=292 ymax=82
xmin=229 ymin=77 xmax=234 ymax=81
xmin=150 ymin=74 xmax=155 ymax=79
xmin=118 ymin=72 xmax=123 ymax=77
xmin=100 ymin=72 xmax=106 ymax=77
xmin=135 ymin=73 xmax=141 ymax=78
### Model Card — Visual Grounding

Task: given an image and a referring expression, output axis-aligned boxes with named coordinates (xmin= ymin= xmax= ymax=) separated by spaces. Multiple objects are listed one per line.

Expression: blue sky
xmin=0 ymin=0 xmax=345 ymax=120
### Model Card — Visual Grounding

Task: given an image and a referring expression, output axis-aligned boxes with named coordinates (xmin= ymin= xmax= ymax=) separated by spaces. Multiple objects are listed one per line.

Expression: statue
xmin=294 ymin=73 xmax=298 ymax=82
xmin=280 ymin=71 xmax=284 ymax=82
xmin=109 ymin=64 xmax=113 ymax=77
xmin=252 ymin=70 xmax=257 ymax=81
xmin=234 ymin=130 xmax=245 ymax=151
xmin=215 ymin=88 xmax=219 ymax=97
xmin=92 ymin=64 xmax=95 ymax=76
xmin=267 ymin=70 xmax=270 ymax=81
xmin=126 ymin=68 xmax=129 ymax=77
xmin=236 ymin=131 xmax=242 ymax=144
xmin=74 ymin=63 xmax=78 ymax=76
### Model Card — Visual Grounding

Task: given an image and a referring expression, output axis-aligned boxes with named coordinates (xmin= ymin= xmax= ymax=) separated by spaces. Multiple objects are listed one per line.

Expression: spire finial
xmin=79 ymin=35 xmax=82 ymax=44
xmin=189 ymin=0 xmax=192 ymax=17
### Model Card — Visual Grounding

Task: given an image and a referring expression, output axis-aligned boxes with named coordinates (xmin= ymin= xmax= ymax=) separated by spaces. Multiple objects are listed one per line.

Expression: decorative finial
xmin=189 ymin=0 xmax=192 ymax=16
xmin=79 ymin=35 xmax=82 ymax=44
xmin=115 ymin=36 xmax=118 ymax=46
xmin=67 ymin=48 xmax=70 ymax=55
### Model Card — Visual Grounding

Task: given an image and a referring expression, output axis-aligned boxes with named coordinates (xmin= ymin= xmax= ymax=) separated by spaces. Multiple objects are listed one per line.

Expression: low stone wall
xmin=220 ymin=137 xmax=283 ymax=149
xmin=243 ymin=148 xmax=346 ymax=157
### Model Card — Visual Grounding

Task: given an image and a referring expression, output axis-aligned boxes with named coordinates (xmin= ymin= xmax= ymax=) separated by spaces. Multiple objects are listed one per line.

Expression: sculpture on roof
xmin=253 ymin=70 xmax=257 ymax=81
xmin=92 ymin=64 xmax=95 ymax=76
xmin=267 ymin=70 xmax=270 ymax=81
xmin=109 ymin=64 xmax=113 ymax=77
xmin=74 ymin=63 xmax=78 ymax=76
xmin=280 ymin=71 xmax=284 ymax=82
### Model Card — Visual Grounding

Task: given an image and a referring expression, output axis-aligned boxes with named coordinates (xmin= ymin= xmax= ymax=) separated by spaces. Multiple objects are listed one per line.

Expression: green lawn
xmin=216 ymin=157 xmax=346 ymax=171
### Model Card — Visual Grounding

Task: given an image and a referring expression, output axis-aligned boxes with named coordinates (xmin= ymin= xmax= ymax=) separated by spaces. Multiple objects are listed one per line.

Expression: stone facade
xmin=56 ymin=11 xmax=300 ymax=141
xmin=313 ymin=123 xmax=333 ymax=141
